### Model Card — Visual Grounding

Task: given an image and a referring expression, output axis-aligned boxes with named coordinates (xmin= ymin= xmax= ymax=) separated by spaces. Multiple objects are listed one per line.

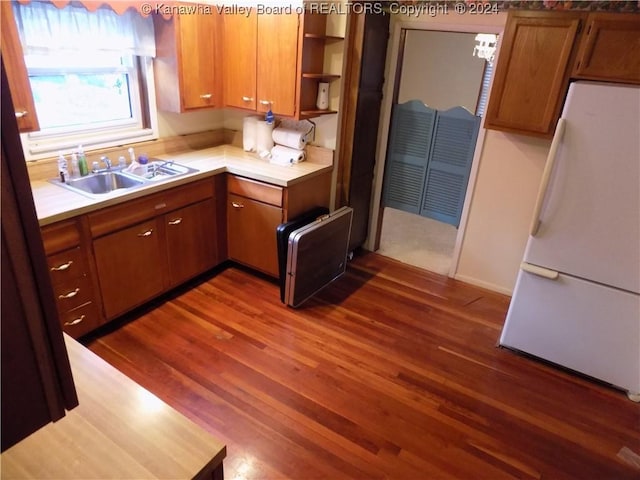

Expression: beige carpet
xmin=377 ymin=207 xmax=457 ymax=275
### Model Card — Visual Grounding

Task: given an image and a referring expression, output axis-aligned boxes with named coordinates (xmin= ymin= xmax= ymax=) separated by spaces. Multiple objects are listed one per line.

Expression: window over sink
xmin=13 ymin=1 xmax=159 ymax=160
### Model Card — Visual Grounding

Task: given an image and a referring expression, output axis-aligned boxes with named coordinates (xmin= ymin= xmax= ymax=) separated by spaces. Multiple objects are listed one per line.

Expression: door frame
xmin=366 ymin=20 xmax=503 ymax=278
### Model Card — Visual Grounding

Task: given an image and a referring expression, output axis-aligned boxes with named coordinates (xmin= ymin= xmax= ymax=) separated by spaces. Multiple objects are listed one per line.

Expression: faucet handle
xmin=100 ymin=155 xmax=112 ymax=169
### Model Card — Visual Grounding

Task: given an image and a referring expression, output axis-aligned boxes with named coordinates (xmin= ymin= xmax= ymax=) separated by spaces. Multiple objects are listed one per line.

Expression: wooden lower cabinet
xmin=89 ymin=178 xmax=220 ymax=321
xmin=226 ymin=172 xmax=332 ymax=278
xmin=93 ymin=219 xmax=165 ymax=320
xmin=41 ymin=219 xmax=104 ymax=339
xmin=165 ymin=199 xmax=219 ymax=287
xmin=227 ymin=192 xmax=282 ymax=277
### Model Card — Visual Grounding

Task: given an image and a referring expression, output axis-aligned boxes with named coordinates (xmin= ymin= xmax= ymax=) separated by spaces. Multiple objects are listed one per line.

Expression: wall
xmin=398 ymin=30 xmax=485 ymax=112
xmin=157 ymin=109 xmax=224 ymax=137
xmin=369 ymin=10 xmax=551 ymax=295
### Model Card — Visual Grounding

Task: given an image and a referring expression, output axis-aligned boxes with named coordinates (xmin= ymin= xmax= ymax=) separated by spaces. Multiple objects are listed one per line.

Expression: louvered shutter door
xmin=383 ymin=101 xmax=436 ymax=214
xmin=420 ymin=107 xmax=480 ymax=227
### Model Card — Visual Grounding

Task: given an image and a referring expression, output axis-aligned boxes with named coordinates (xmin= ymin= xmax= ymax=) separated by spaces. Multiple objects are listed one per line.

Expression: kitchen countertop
xmin=32 ymin=145 xmax=333 ymax=226
xmin=0 ymin=335 xmax=226 ymax=479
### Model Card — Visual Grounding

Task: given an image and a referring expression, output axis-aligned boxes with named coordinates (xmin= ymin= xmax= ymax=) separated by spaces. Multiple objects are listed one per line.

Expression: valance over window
xmin=13 ymin=0 xmax=156 ymax=57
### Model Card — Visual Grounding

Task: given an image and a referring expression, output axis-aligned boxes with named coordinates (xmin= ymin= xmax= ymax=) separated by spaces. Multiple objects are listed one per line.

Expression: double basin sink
xmin=53 ymin=160 xmax=199 ymax=198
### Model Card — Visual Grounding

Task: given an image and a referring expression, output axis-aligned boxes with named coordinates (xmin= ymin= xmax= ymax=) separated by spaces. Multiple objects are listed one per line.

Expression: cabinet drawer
xmin=227 ymin=175 xmax=283 ymax=207
xmin=41 ymin=219 xmax=80 ymax=254
xmin=53 ymin=277 xmax=93 ymax=312
xmin=60 ymin=302 xmax=101 ymax=339
xmin=47 ymin=247 xmax=87 ymax=285
xmin=88 ymin=178 xmax=215 ymax=237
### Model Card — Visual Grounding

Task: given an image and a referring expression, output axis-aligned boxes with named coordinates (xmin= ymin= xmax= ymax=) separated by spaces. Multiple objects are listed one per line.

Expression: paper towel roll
xmin=242 ymin=116 xmax=259 ymax=152
xmin=256 ymin=121 xmax=274 ymax=156
xmin=270 ymin=145 xmax=306 ymax=165
xmin=272 ymin=127 xmax=307 ymax=150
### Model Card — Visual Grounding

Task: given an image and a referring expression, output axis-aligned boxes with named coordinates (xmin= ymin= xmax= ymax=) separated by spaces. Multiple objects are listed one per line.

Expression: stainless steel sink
xmin=53 ymin=171 xmax=145 ymax=197
xmin=51 ymin=160 xmax=199 ymax=198
xmin=124 ymin=160 xmax=199 ymax=182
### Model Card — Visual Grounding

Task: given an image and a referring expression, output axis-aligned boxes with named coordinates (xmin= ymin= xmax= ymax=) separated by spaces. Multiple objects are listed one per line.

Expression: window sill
xmin=22 ymin=127 xmax=159 ymax=162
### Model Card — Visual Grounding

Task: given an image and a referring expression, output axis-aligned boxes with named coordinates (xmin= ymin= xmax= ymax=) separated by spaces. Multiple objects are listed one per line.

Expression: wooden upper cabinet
xmin=256 ymin=13 xmax=299 ymax=117
xmin=223 ymin=10 xmax=257 ymax=110
xmin=0 ymin=2 xmax=40 ymax=133
xmin=484 ymin=10 xmax=584 ymax=137
xmin=153 ymin=5 xmax=222 ymax=112
xmin=572 ymin=13 xmax=640 ymax=84
xmin=223 ymin=11 xmax=299 ymax=117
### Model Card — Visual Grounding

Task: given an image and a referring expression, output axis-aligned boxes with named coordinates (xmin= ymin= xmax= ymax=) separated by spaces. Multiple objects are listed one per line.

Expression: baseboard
xmin=454 ymin=273 xmax=513 ymax=296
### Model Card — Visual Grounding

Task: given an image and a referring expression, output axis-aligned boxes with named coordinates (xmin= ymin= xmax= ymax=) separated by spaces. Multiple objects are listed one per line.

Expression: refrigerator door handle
xmin=530 ymin=118 xmax=567 ymax=237
xmin=521 ymin=262 xmax=559 ymax=280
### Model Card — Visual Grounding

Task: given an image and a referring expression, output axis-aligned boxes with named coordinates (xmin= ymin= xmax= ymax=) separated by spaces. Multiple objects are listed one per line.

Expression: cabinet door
xmin=223 ymin=10 xmax=257 ymax=110
xmin=257 ymin=13 xmax=299 ymax=116
xmin=573 ymin=13 xmax=640 ymax=84
xmin=0 ymin=2 xmax=39 ymax=132
xmin=165 ymin=199 xmax=218 ymax=287
xmin=484 ymin=11 xmax=583 ymax=137
xmin=178 ymin=10 xmax=219 ymax=109
xmin=227 ymin=193 xmax=282 ymax=277
xmin=93 ymin=219 xmax=165 ymax=320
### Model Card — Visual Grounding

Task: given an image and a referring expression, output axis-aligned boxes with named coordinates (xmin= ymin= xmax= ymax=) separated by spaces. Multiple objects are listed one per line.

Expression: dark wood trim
xmin=1 ymin=55 xmax=78 ymax=450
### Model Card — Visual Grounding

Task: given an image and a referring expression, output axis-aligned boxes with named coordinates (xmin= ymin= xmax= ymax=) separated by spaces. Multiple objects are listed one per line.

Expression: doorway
xmin=370 ymin=25 xmax=500 ymax=276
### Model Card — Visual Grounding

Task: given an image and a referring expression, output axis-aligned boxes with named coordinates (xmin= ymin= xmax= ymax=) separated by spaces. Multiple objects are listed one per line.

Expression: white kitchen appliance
xmin=499 ymin=81 xmax=640 ymax=401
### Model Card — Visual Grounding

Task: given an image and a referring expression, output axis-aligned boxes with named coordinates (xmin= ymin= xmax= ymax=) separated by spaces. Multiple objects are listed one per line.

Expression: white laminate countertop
xmin=31 ymin=145 xmax=333 ymax=226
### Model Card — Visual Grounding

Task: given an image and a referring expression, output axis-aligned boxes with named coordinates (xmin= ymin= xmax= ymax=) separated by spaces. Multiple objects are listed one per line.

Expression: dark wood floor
xmin=85 ymin=252 xmax=640 ymax=479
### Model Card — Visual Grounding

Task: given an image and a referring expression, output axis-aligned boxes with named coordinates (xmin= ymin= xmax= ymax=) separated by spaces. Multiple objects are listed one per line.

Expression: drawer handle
xmin=155 ymin=203 xmax=167 ymax=210
xmin=51 ymin=260 xmax=73 ymax=272
xmin=231 ymin=201 xmax=244 ymax=209
xmin=200 ymin=93 xmax=212 ymax=100
xmin=59 ymin=288 xmax=80 ymax=299
xmin=15 ymin=110 xmax=28 ymax=118
xmin=138 ymin=229 xmax=153 ymax=237
xmin=64 ymin=315 xmax=85 ymax=326
xmin=242 ymin=96 xmax=254 ymax=102
xmin=168 ymin=218 xmax=183 ymax=225
xmin=259 ymin=100 xmax=272 ymax=106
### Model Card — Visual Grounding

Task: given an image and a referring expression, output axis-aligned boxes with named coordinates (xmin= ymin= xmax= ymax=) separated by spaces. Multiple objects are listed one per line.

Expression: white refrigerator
xmin=499 ymin=81 xmax=640 ymax=400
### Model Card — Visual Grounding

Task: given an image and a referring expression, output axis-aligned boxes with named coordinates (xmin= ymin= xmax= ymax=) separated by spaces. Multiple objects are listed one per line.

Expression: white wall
xmin=369 ymin=10 xmax=551 ymax=295
xmin=398 ymin=30 xmax=485 ymax=112
xmin=454 ymin=131 xmax=550 ymax=293
xmin=157 ymin=109 xmax=225 ymax=137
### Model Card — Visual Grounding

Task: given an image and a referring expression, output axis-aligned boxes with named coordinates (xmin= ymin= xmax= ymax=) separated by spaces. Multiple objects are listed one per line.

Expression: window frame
xmin=20 ymin=54 xmax=158 ymax=161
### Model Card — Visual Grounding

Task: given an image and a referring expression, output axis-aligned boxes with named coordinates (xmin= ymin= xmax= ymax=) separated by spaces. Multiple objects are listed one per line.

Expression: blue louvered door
xmin=420 ymin=107 xmax=480 ymax=227
xmin=383 ymin=101 xmax=436 ymax=214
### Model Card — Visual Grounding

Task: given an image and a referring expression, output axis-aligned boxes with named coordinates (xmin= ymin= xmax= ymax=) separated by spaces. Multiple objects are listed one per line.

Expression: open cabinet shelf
xmin=299 ymin=109 xmax=338 ymax=118
xmin=297 ymin=13 xmax=344 ymax=119
xmin=301 ymin=73 xmax=341 ymax=80
xmin=304 ymin=33 xmax=344 ymax=42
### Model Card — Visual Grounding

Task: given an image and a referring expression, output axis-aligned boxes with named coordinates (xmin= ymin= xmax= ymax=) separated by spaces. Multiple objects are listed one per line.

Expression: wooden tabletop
xmin=1 ymin=335 xmax=226 ymax=479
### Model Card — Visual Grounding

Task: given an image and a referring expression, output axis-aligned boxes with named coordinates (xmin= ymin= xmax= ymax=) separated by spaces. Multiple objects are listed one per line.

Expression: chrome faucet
xmin=92 ymin=156 xmax=112 ymax=173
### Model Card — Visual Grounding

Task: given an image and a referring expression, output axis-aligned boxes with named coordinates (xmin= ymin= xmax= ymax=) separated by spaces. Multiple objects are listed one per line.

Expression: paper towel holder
xmin=316 ymin=82 xmax=329 ymax=111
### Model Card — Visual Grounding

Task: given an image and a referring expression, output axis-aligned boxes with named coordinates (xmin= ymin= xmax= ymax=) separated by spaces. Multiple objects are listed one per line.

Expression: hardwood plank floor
xmin=84 ymin=252 xmax=640 ymax=479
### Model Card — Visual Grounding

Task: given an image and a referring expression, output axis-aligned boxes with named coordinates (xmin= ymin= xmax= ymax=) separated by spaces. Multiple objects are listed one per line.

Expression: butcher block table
xmin=1 ymin=335 xmax=226 ymax=479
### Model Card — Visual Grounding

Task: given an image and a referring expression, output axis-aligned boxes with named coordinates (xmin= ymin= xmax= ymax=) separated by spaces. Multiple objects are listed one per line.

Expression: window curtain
xmin=13 ymin=1 xmax=156 ymax=57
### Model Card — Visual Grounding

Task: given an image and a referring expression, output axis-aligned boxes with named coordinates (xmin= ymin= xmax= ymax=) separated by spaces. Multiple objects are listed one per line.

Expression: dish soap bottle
xmin=57 ymin=152 xmax=68 ymax=183
xmin=70 ymin=152 xmax=79 ymax=178
xmin=77 ymin=145 xmax=89 ymax=177
xmin=265 ymin=106 xmax=274 ymax=125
